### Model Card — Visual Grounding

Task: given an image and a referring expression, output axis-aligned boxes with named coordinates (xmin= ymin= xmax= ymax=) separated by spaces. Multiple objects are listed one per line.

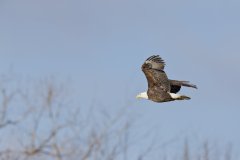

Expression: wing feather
xmin=145 ymin=55 xmax=165 ymax=70
xmin=142 ymin=55 xmax=170 ymax=93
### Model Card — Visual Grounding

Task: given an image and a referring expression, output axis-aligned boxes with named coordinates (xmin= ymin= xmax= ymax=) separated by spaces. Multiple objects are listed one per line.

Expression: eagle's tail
xmin=168 ymin=93 xmax=191 ymax=100
xmin=170 ymin=80 xmax=197 ymax=89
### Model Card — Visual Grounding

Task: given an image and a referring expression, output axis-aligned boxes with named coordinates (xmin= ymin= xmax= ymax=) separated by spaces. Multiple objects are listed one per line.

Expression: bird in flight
xmin=136 ymin=55 xmax=197 ymax=103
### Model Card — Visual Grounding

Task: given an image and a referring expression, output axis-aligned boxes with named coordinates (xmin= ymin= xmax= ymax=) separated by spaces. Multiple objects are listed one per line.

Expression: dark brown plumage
xmin=138 ymin=55 xmax=197 ymax=103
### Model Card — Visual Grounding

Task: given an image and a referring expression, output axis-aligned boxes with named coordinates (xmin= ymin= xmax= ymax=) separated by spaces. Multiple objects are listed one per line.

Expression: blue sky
xmin=1 ymin=0 xmax=240 ymax=158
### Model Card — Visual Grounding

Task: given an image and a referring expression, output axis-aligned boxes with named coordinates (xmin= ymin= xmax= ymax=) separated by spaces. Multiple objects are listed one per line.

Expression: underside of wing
xmin=169 ymin=80 xmax=197 ymax=93
xmin=170 ymin=85 xmax=181 ymax=93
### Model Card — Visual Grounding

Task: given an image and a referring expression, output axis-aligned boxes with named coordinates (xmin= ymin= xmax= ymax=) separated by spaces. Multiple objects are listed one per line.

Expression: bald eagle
xmin=136 ymin=55 xmax=197 ymax=103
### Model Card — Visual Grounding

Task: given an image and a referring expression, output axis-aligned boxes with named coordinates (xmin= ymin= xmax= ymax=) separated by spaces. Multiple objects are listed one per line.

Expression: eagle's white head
xmin=136 ymin=92 xmax=148 ymax=99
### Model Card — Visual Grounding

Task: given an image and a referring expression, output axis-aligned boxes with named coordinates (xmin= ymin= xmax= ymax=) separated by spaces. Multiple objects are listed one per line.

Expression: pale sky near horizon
xmin=1 ymin=0 xmax=240 ymax=158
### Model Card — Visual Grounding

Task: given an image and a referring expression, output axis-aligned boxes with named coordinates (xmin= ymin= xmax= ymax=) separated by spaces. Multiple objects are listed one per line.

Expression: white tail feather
xmin=169 ymin=93 xmax=181 ymax=99
xmin=168 ymin=93 xmax=190 ymax=100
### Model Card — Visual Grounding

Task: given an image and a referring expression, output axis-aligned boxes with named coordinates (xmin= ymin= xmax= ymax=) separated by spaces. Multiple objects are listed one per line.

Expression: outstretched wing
xmin=142 ymin=55 xmax=170 ymax=92
xmin=169 ymin=80 xmax=198 ymax=93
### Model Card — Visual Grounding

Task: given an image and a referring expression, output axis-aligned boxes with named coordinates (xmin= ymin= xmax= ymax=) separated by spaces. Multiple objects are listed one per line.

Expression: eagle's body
xmin=136 ymin=55 xmax=197 ymax=103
